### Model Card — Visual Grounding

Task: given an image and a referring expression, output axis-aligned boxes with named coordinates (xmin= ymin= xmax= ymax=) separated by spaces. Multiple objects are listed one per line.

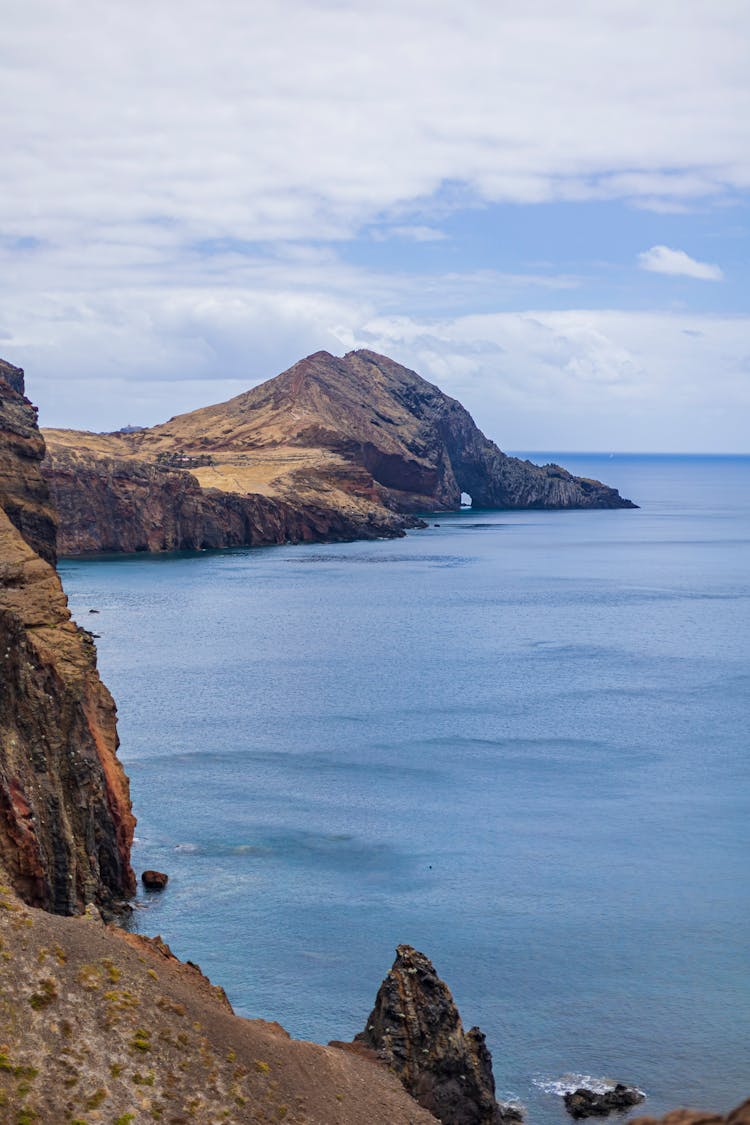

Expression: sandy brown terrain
xmin=0 ymin=879 xmax=436 ymax=1124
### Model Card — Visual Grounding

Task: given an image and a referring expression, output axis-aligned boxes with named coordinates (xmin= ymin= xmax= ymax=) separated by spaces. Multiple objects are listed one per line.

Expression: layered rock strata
xmin=0 ymin=363 xmax=135 ymax=914
xmin=353 ymin=943 xmax=521 ymax=1125
xmin=45 ymin=446 xmax=416 ymax=556
xmin=43 ymin=349 xmax=635 ymax=556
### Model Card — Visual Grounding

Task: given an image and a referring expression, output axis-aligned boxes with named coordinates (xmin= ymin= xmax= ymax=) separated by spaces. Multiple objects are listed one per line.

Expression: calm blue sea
xmin=59 ymin=454 xmax=750 ymax=1124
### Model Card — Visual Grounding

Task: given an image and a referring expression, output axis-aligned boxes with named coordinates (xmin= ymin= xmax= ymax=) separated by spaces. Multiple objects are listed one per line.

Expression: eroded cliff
xmin=46 ymin=445 xmax=415 ymax=556
xmin=0 ymin=364 xmax=135 ymax=914
xmin=43 ymin=349 xmax=634 ymax=555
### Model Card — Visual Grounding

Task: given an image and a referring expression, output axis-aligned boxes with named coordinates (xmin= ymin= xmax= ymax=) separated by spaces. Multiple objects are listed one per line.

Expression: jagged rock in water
xmin=0 ymin=362 xmax=135 ymax=914
xmin=565 ymin=1084 xmax=645 ymax=1118
xmin=355 ymin=944 xmax=522 ymax=1125
xmin=632 ymin=1099 xmax=750 ymax=1125
xmin=42 ymin=349 xmax=635 ymax=556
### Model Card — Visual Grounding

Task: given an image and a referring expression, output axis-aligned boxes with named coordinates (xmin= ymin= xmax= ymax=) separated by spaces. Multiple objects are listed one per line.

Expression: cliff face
xmin=281 ymin=350 xmax=633 ymax=513
xmin=353 ymin=944 xmax=519 ymax=1125
xmin=0 ymin=359 xmax=439 ymax=1124
xmin=45 ymin=447 xmax=416 ymax=556
xmin=42 ymin=349 xmax=634 ymax=556
xmin=0 ymin=359 xmax=57 ymax=566
xmin=0 ymin=364 xmax=135 ymax=914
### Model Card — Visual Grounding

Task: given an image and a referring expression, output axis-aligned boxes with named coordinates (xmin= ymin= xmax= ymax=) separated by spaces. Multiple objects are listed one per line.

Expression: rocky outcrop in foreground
xmin=0 ymin=885 xmax=437 ymax=1125
xmin=353 ymin=944 xmax=521 ymax=1125
xmin=632 ymin=1100 xmax=750 ymax=1125
xmin=43 ymin=348 xmax=635 ymax=555
xmin=0 ymin=363 xmax=135 ymax=914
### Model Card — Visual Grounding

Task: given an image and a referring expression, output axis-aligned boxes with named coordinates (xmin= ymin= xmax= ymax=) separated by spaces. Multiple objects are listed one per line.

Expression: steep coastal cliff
xmin=46 ymin=445 xmax=414 ymax=556
xmin=0 ymin=357 xmax=743 ymax=1121
xmin=0 ymin=363 xmax=135 ymax=913
xmin=43 ymin=349 xmax=635 ymax=555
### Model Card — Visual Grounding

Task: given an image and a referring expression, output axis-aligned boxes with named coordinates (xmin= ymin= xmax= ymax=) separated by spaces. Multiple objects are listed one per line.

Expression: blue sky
xmin=1 ymin=0 xmax=749 ymax=450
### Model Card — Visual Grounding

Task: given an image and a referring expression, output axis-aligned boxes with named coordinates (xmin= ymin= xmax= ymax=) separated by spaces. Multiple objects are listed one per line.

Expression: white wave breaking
xmin=533 ymin=1073 xmax=645 ymax=1098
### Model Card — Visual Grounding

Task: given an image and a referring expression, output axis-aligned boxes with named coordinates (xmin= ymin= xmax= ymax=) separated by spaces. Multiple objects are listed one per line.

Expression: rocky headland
xmin=42 ymin=349 xmax=636 ymax=555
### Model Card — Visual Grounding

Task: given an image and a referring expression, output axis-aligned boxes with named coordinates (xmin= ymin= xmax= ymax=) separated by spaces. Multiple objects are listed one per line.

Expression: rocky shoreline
xmin=1 ymin=358 xmax=741 ymax=1123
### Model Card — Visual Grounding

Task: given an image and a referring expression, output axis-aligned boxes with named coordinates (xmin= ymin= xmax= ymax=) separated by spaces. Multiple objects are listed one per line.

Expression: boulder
xmin=565 ymin=1084 xmax=645 ymax=1118
xmin=141 ymin=869 xmax=169 ymax=890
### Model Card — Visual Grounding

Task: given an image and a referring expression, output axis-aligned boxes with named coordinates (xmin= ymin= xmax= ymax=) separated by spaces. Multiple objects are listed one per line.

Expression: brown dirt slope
xmin=42 ymin=349 xmax=635 ymax=555
xmin=631 ymin=1100 xmax=750 ymax=1125
xmin=0 ymin=366 xmax=135 ymax=914
xmin=0 ymin=882 xmax=436 ymax=1125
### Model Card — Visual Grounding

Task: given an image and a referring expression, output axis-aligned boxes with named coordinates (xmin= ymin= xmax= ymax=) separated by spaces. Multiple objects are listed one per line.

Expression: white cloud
xmin=1 ymin=0 xmax=749 ymax=259
xmin=638 ymin=245 xmax=724 ymax=280
xmin=1 ymin=1 xmax=747 ymax=451
xmin=356 ymin=308 xmax=750 ymax=451
xmin=14 ymin=255 xmax=749 ymax=451
xmin=373 ymin=226 xmax=448 ymax=242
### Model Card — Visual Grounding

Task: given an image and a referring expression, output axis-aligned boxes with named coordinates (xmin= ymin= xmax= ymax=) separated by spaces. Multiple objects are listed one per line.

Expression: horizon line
xmin=509 ymin=450 xmax=750 ymax=458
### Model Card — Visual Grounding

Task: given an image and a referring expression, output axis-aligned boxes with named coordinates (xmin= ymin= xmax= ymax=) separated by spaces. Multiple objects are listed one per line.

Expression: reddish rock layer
xmin=0 ymin=364 xmax=135 ymax=914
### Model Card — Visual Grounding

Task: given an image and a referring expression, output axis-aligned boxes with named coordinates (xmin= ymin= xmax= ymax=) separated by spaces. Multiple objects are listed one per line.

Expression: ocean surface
xmin=59 ymin=454 xmax=750 ymax=1124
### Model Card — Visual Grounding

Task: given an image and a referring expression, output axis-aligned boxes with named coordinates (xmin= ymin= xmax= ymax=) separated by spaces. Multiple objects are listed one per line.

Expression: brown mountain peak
xmin=41 ymin=349 xmax=636 ymax=556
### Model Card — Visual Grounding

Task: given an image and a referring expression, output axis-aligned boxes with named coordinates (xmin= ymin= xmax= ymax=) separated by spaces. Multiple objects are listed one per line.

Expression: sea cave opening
xmin=460 ymin=492 xmax=472 ymax=508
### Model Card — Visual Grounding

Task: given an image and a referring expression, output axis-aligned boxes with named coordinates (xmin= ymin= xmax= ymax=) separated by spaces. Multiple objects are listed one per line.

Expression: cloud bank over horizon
xmin=2 ymin=0 xmax=749 ymax=450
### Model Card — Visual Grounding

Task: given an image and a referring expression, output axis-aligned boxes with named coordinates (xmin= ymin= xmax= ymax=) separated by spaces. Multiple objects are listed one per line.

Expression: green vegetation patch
xmin=129 ymin=1028 xmax=151 ymax=1053
xmin=28 ymin=978 xmax=57 ymax=1010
